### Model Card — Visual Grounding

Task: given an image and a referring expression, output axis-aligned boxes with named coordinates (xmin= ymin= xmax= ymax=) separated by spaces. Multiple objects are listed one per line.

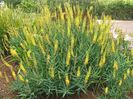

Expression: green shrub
xmin=4 ymin=0 xmax=92 ymax=12
xmin=4 ymin=4 xmax=133 ymax=99
xmin=0 ymin=7 xmax=27 ymax=54
xmin=93 ymin=0 xmax=133 ymax=20
xmin=4 ymin=0 xmax=21 ymax=7
xmin=0 ymin=8 xmax=12 ymax=54
xmin=19 ymin=0 xmax=46 ymax=12
xmin=3 ymin=0 xmax=133 ymax=20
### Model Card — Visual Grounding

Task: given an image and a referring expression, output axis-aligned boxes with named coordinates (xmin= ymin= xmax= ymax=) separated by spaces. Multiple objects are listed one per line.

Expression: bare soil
xmin=0 ymin=57 xmax=17 ymax=99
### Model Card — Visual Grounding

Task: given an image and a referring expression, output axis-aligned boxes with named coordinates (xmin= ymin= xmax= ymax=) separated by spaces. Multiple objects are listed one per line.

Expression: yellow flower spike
xmin=4 ymin=61 xmax=12 ymax=68
xmin=89 ymin=20 xmax=93 ymax=33
xmin=93 ymin=33 xmax=98 ymax=43
xmin=10 ymin=48 xmax=18 ymax=57
xmin=20 ymin=62 xmax=27 ymax=75
xmin=10 ymin=67 xmax=17 ymax=80
xmin=101 ymin=37 xmax=106 ymax=46
xmin=1 ymin=56 xmax=12 ymax=68
xmin=113 ymin=61 xmax=118 ymax=71
xmin=98 ymin=33 xmax=103 ymax=43
xmin=39 ymin=45 xmax=45 ymax=55
xmin=99 ymin=58 xmax=103 ymax=68
xmin=0 ymin=71 xmax=3 ymax=78
xmin=84 ymin=67 xmax=91 ymax=84
xmin=118 ymin=79 xmax=122 ymax=86
xmin=67 ymin=26 xmax=71 ymax=37
xmin=27 ymin=50 xmax=31 ymax=58
xmin=65 ymin=2 xmax=73 ymax=20
xmin=104 ymin=87 xmax=109 ymax=94
xmin=113 ymin=70 xmax=116 ymax=79
xmin=131 ymin=49 xmax=133 ymax=56
xmin=4 ymin=72 xmax=9 ymax=83
xmin=71 ymin=48 xmax=74 ymax=57
xmin=82 ymin=17 xmax=86 ymax=32
xmin=20 ymin=43 xmax=25 ymax=50
xmin=100 ymin=45 xmax=105 ymax=54
xmin=25 ymin=79 xmax=29 ymax=83
xmin=47 ymin=54 xmax=50 ymax=64
xmin=58 ymin=5 xmax=64 ymax=21
xmin=123 ymin=73 xmax=127 ymax=80
xmin=67 ymin=18 xmax=71 ymax=37
xmin=71 ymin=35 xmax=75 ymax=48
xmin=84 ymin=52 xmax=89 ymax=65
xmin=111 ymin=40 xmax=115 ymax=53
xmin=65 ymin=74 xmax=70 ymax=86
xmin=70 ymin=35 xmax=75 ymax=57
xmin=33 ymin=26 xmax=37 ymax=33
xmin=66 ymin=48 xmax=71 ymax=66
xmin=75 ymin=16 xmax=80 ymax=27
xmin=68 ymin=5 xmax=73 ymax=20
xmin=49 ymin=66 xmax=55 ymax=79
xmin=99 ymin=53 xmax=106 ymax=68
xmin=31 ymin=36 xmax=36 ymax=46
xmin=18 ymin=74 xmax=25 ymax=82
xmin=77 ymin=66 xmax=81 ymax=77
xmin=38 ymin=38 xmax=45 ymax=53
xmin=127 ymin=68 xmax=130 ymax=76
xmin=45 ymin=34 xmax=51 ymax=44
xmin=11 ymin=68 xmax=16 ymax=80
xmin=43 ymin=7 xmax=51 ymax=23
xmin=23 ymin=26 xmax=28 ymax=34
xmin=54 ymin=39 xmax=58 ymax=54
xmin=102 ymin=53 xmax=106 ymax=63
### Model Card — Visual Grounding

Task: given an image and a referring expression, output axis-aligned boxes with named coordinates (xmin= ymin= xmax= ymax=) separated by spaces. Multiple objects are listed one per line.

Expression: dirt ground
xmin=0 ymin=57 xmax=17 ymax=99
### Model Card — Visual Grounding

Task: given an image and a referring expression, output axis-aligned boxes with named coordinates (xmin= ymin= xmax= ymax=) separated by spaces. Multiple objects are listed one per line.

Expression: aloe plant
xmin=0 ymin=3 xmax=132 ymax=99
